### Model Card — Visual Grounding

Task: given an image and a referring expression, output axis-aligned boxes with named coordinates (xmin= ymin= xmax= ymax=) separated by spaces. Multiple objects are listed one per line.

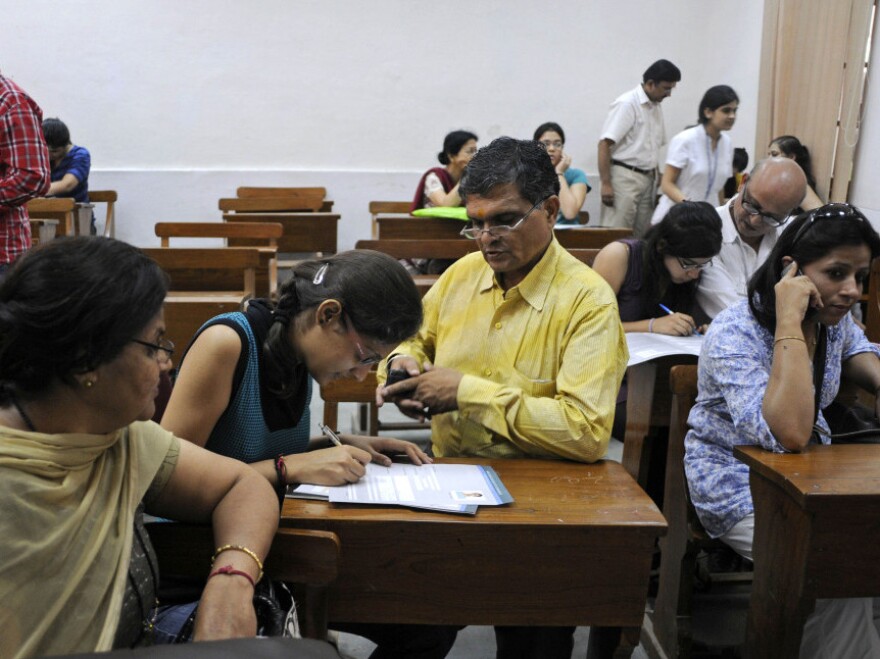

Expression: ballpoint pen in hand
xmin=318 ymin=423 xmax=344 ymax=447
xmin=658 ymin=303 xmax=698 ymax=335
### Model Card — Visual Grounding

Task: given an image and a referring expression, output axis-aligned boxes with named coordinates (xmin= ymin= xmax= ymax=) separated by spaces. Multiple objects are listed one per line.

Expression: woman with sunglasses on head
xmin=593 ymin=201 xmax=722 ymax=439
xmin=651 ymin=85 xmax=739 ymax=225
xmin=0 ymin=237 xmax=279 ymax=657
xmin=533 ymin=122 xmax=590 ymax=225
xmin=685 ymin=203 xmax=880 ymax=657
xmin=768 ymin=134 xmax=823 ymax=213
xmin=162 ymin=250 xmax=430 ymax=493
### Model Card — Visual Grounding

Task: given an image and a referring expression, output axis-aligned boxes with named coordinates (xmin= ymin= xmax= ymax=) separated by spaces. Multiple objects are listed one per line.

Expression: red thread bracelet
xmin=208 ymin=564 xmax=256 ymax=588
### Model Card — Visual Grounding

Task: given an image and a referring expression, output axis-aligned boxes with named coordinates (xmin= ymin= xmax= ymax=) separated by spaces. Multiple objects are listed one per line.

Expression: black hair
xmin=533 ymin=122 xmax=565 ymax=144
xmin=733 ymin=147 xmax=749 ymax=173
xmin=42 ymin=117 xmax=71 ymax=149
xmin=643 ymin=59 xmax=681 ymax=84
xmin=748 ymin=204 xmax=880 ymax=332
xmin=0 ymin=237 xmax=169 ymax=402
xmin=264 ymin=250 xmax=423 ymax=397
xmin=459 ymin=136 xmax=560 ymax=206
xmin=770 ymin=135 xmax=816 ymax=189
xmin=437 ymin=130 xmax=478 ymax=166
xmin=698 ymin=85 xmax=739 ymax=125
xmin=640 ymin=201 xmax=723 ymax=316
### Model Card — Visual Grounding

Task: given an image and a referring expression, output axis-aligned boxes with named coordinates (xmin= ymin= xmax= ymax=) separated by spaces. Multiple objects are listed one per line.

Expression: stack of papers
xmin=626 ymin=332 xmax=703 ymax=366
xmin=287 ymin=462 xmax=513 ymax=515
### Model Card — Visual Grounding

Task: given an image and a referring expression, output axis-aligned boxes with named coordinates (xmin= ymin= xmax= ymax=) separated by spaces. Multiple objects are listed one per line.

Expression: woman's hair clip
xmin=312 ymin=263 xmax=329 ymax=285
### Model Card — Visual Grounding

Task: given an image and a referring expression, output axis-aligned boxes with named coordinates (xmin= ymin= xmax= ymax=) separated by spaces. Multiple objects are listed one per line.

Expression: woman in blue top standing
xmin=685 ymin=204 xmax=880 ymax=656
xmin=534 ymin=122 xmax=590 ymax=225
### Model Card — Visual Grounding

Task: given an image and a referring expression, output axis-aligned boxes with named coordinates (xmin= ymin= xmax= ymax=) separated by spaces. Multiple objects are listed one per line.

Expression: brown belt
xmin=611 ymin=159 xmax=655 ymax=176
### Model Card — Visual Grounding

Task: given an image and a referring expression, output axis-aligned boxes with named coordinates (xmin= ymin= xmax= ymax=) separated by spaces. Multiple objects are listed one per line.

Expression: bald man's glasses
xmin=740 ymin=183 xmax=790 ymax=227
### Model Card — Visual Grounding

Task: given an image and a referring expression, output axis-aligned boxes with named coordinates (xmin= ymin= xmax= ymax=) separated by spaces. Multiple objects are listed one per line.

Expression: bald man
xmin=696 ymin=157 xmax=807 ymax=319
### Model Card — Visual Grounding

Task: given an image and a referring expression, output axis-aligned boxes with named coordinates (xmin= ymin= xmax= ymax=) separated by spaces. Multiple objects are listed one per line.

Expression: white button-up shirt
xmin=600 ymin=84 xmax=666 ymax=170
xmin=696 ymin=199 xmax=780 ymax=319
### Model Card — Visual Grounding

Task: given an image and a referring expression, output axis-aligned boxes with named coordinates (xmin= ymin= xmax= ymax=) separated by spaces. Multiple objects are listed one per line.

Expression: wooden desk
xmin=282 ymin=457 xmax=666 ymax=655
xmin=734 ymin=444 xmax=880 ymax=658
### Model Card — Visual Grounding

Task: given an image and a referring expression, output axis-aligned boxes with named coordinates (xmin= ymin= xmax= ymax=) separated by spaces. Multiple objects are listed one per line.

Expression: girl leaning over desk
xmin=0 ymin=237 xmax=278 ymax=657
xmin=684 ymin=204 xmax=880 ymax=657
xmin=592 ymin=200 xmax=722 ymax=445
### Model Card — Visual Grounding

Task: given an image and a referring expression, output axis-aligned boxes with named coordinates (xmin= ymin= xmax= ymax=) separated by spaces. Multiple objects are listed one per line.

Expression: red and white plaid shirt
xmin=0 ymin=75 xmax=50 ymax=265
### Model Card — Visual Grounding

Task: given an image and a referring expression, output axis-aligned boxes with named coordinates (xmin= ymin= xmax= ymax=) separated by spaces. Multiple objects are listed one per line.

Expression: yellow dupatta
xmin=0 ymin=421 xmax=173 ymax=658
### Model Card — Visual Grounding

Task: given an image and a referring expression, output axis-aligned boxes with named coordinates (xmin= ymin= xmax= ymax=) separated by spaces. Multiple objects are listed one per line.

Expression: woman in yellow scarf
xmin=0 ymin=237 xmax=279 ymax=658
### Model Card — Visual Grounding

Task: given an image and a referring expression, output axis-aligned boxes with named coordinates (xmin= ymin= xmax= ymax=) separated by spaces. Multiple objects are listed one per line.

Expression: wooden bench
xmin=155 ymin=222 xmax=283 ymax=295
xmin=141 ymin=247 xmax=263 ymax=350
xmin=26 ymin=197 xmax=77 ymax=236
xmin=375 ymin=216 xmax=462 ymax=240
xmin=146 ymin=522 xmax=340 ymax=641
xmin=368 ymin=201 xmax=411 ymax=238
xmin=220 ymin=213 xmax=339 ymax=266
xmin=236 ymin=186 xmax=333 ymax=212
xmin=354 ymin=238 xmax=477 ymax=261
xmin=90 ymin=190 xmax=118 ymax=237
xmin=554 ymin=227 xmax=632 ymax=249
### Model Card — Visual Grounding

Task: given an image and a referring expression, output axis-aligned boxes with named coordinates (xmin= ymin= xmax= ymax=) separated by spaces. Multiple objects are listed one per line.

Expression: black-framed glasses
xmin=460 ymin=197 xmax=548 ymax=240
xmin=789 ymin=203 xmax=869 ymax=248
xmin=131 ymin=338 xmax=175 ymax=364
xmin=740 ymin=183 xmax=790 ymax=227
xmin=676 ymin=256 xmax=713 ymax=272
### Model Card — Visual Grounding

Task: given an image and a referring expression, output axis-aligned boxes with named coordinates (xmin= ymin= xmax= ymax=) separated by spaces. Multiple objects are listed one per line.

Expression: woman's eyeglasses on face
xmin=342 ymin=315 xmax=382 ymax=366
xmin=538 ymin=140 xmax=563 ymax=150
xmin=676 ymin=257 xmax=713 ymax=272
xmin=740 ymin=183 xmax=789 ymax=227
xmin=131 ymin=338 xmax=175 ymax=364
xmin=460 ymin=197 xmax=548 ymax=240
xmin=789 ymin=203 xmax=869 ymax=248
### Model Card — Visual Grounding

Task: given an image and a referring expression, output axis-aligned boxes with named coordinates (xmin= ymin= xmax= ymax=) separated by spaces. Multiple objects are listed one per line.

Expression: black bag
xmin=824 ymin=399 xmax=880 ymax=444
xmin=174 ymin=580 xmax=299 ymax=642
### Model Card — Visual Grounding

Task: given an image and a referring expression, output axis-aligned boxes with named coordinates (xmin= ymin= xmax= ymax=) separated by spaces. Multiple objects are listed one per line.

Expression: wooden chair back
xmin=320 ymin=371 xmax=380 ymax=436
xmin=368 ymin=201 xmax=411 ymax=238
xmin=141 ymin=247 xmax=264 ymax=349
xmin=354 ymin=238 xmax=477 ymax=261
xmin=221 ymin=213 xmax=339 ymax=259
xmin=236 ymin=187 xmax=332 ymax=212
xmin=145 ymin=522 xmax=340 ymax=640
xmin=578 ymin=210 xmax=590 ymax=225
xmin=566 ymin=248 xmax=599 ymax=266
xmin=90 ymin=190 xmax=118 ymax=237
xmin=554 ymin=228 xmax=632 ymax=249
xmin=155 ymin=222 xmax=283 ymax=295
xmin=865 ymin=257 xmax=880 ymax=343
xmin=26 ymin=197 xmax=77 ymax=236
xmin=652 ymin=364 xmax=750 ymax=658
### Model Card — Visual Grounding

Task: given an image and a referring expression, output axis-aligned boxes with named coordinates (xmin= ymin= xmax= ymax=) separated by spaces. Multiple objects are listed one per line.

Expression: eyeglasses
xmin=789 ymin=203 xmax=869 ymax=248
xmin=342 ymin=314 xmax=382 ymax=366
xmin=460 ymin=197 xmax=547 ymax=240
xmin=676 ymin=256 xmax=713 ymax=271
xmin=538 ymin=140 xmax=563 ymax=150
xmin=131 ymin=338 xmax=175 ymax=364
xmin=740 ymin=183 xmax=790 ymax=227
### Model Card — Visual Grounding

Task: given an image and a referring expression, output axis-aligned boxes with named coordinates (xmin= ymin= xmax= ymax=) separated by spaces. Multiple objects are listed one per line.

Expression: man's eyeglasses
xmin=342 ymin=314 xmax=382 ymax=366
xmin=132 ymin=338 xmax=175 ymax=364
xmin=740 ymin=183 xmax=790 ymax=227
xmin=789 ymin=203 xmax=869 ymax=248
xmin=460 ymin=197 xmax=547 ymax=240
xmin=676 ymin=256 xmax=713 ymax=272
xmin=538 ymin=140 xmax=563 ymax=150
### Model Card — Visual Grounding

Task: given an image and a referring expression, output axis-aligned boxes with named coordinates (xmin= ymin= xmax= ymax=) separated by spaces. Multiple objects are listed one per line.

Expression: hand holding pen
xmin=652 ymin=304 xmax=700 ymax=336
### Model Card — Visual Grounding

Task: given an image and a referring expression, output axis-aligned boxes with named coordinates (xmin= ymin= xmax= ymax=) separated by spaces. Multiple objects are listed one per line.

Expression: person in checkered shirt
xmin=0 ymin=72 xmax=50 ymax=277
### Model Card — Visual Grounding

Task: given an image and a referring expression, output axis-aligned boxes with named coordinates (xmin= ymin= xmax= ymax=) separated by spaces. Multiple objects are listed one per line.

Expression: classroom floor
xmin=308 ymin=393 xmax=744 ymax=659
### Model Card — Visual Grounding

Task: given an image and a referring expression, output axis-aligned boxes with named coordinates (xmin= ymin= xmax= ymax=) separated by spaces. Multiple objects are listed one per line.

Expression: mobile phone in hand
xmin=386 ymin=368 xmax=411 ymax=386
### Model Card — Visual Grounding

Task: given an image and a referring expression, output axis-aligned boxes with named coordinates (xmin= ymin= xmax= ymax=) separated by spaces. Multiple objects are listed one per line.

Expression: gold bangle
xmin=774 ymin=336 xmax=806 ymax=346
xmin=213 ymin=544 xmax=264 ymax=582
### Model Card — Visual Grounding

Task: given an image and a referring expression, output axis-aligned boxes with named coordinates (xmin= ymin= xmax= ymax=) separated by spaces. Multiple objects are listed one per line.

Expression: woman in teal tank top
xmin=161 ymin=250 xmax=431 ymax=491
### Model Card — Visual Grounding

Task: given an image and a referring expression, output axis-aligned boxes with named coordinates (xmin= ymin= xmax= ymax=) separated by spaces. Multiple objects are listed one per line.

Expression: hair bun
xmin=437 ymin=152 xmax=450 ymax=165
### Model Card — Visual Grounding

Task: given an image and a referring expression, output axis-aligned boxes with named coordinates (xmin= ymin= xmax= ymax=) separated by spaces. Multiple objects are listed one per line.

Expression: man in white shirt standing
xmin=597 ymin=59 xmax=681 ymax=237
xmin=696 ymin=157 xmax=807 ymax=318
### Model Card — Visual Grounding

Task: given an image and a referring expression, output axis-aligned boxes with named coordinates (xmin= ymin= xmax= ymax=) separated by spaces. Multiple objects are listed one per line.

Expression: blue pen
xmin=659 ymin=304 xmax=699 ymax=335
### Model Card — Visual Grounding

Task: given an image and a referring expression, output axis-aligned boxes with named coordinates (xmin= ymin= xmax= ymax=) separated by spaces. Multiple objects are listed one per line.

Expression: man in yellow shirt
xmin=377 ymin=136 xmax=628 ymax=658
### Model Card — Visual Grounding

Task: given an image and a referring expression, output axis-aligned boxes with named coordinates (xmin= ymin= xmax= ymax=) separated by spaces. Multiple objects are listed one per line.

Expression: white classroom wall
xmin=2 ymin=0 xmax=765 ymax=249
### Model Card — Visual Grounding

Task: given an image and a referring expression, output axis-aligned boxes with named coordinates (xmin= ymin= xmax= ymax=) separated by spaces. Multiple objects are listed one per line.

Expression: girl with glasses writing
xmin=592 ymin=201 xmax=722 ymax=438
